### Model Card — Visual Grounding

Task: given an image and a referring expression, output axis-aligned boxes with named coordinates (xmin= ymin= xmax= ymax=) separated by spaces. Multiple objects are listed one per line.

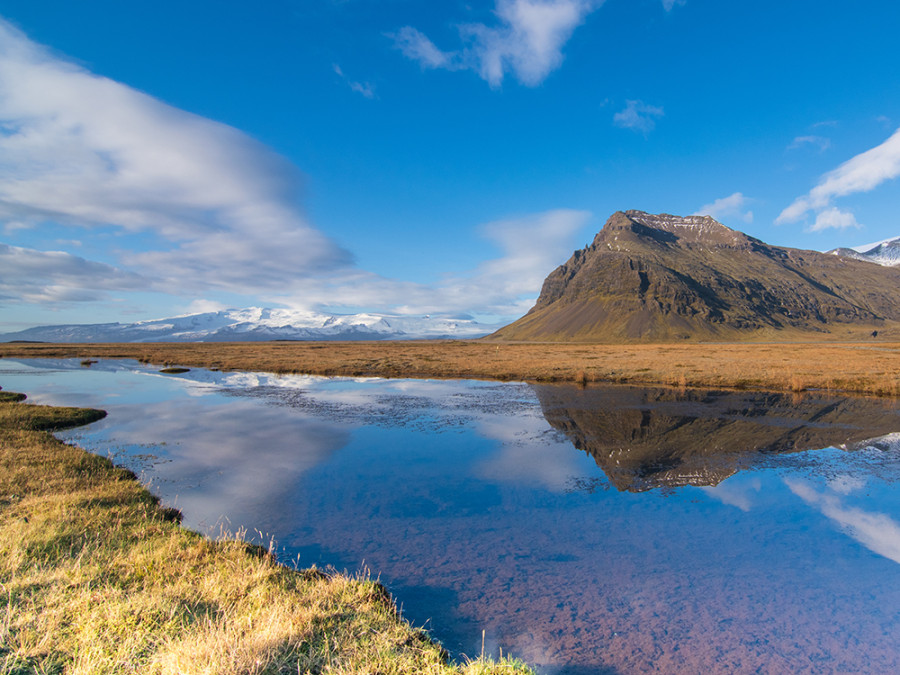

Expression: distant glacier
xmin=0 ymin=307 xmax=500 ymax=342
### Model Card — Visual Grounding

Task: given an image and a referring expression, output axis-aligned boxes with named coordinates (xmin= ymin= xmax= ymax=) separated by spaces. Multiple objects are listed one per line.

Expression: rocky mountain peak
xmin=593 ymin=210 xmax=755 ymax=250
xmin=490 ymin=210 xmax=900 ymax=342
xmin=625 ymin=210 xmax=720 ymax=231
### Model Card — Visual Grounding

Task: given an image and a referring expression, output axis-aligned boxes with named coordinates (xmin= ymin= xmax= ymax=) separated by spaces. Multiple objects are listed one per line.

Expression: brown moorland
xmin=3 ymin=339 xmax=900 ymax=396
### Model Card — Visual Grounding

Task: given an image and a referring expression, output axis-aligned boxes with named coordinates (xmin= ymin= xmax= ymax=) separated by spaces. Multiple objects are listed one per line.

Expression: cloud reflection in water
xmin=89 ymin=396 xmax=350 ymax=534
xmin=787 ymin=478 xmax=900 ymax=566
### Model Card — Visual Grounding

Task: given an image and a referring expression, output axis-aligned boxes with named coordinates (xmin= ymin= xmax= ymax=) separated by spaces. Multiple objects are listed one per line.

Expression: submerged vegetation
xmin=0 ymin=392 xmax=533 ymax=674
xmin=3 ymin=339 xmax=900 ymax=396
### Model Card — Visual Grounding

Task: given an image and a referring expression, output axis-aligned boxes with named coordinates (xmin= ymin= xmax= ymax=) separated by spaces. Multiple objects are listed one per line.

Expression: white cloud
xmin=390 ymin=0 xmax=601 ymax=87
xmin=788 ymin=135 xmax=831 ymax=153
xmin=0 ymin=18 xmax=352 ymax=299
xmin=777 ymin=127 xmax=900 ymax=228
xmin=390 ymin=27 xmax=458 ymax=70
xmin=0 ymin=19 xmax=588 ymax=324
xmin=809 ymin=206 xmax=861 ymax=232
xmin=0 ymin=243 xmax=145 ymax=303
xmin=787 ymin=478 xmax=900 ymax=565
xmin=349 ymin=81 xmax=376 ymax=99
xmin=184 ymin=298 xmax=230 ymax=315
xmin=613 ymin=100 xmax=664 ymax=134
xmin=661 ymin=0 xmax=686 ymax=10
xmin=693 ymin=192 xmax=753 ymax=224
xmin=3 ymin=207 xmax=588 ymax=321
xmin=470 ymin=208 xmax=591 ymax=298
xmin=332 ymin=63 xmax=376 ymax=99
xmin=283 ymin=208 xmax=591 ymax=318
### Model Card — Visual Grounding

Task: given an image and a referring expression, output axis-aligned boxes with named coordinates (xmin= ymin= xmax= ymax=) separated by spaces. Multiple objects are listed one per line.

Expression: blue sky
xmin=1 ymin=0 xmax=899 ymax=331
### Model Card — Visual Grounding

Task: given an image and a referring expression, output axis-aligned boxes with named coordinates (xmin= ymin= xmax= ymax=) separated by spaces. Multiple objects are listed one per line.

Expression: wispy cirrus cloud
xmin=390 ymin=27 xmax=458 ymax=71
xmin=332 ymin=63 xmax=375 ymax=99
xmin=613 ymin=99 xmax=664 ymax=134
xmin=693 ymin=192 xmax=753 ymax=224
xmin=777 ymin=127 xmax=900 ymax=231
xmin=788 ymin=135 xmax=831 ymax=153
xmin=390 ymin=0 xmax=602 ymax=88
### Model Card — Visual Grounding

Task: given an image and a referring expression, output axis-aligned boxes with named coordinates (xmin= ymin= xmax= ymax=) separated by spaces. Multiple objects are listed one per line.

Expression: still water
xmin=4 ymin=358 xmax=900 ymax=674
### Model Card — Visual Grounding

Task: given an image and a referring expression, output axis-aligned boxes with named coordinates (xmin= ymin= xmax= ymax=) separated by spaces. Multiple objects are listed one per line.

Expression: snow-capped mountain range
xmin=828 ymin=237 xmax=900 ymax=267
xmin=0 ymin=308 xmax=500 ymax=343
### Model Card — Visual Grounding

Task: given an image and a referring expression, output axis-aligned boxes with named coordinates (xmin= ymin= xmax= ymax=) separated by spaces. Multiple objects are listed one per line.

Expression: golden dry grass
xmin=0 ymin=395 xmax=533 ymax=674
xmin=3 ymin=340 xmax=900 ymax=395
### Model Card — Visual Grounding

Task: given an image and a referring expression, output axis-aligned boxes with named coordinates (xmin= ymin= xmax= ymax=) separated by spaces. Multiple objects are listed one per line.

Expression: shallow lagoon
xmin=4 ymin=358 xmax=900 ymax=674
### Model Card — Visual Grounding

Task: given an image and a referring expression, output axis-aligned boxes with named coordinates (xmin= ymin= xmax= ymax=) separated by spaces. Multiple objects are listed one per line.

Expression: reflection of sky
xmin=75 ymin=397 xmax=350 ymax=534
xmin=5 ymin=358 xmax=900 ymax=674
xmin=475 ymin=415 xmax=591 ymax=492
xmin=787 ymin=477 xmax=900 ymax=566
xmin=700 ymin=477 xmax=762 ymax=512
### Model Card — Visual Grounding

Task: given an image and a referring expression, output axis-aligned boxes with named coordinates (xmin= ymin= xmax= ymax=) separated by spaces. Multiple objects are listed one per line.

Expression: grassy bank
xmin=0 ymin=393 xmax=533 ymax=674
xmin=3 ymin=340 xmax=900 ymax=395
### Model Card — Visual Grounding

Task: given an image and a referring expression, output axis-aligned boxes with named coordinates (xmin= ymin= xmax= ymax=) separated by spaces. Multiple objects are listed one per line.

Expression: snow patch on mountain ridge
xmin=829 ymin=237 xmax=900 ymax=267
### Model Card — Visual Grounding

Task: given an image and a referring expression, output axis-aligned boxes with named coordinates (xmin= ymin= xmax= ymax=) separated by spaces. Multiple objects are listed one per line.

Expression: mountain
xmin=491 ymin=210 xmax=900 ymax=342
xmin=0 ymin=308 xmax=498 ymax=343
xmin=828 ymin=237 xmax=900 ymax=267
xmin=534 ymin=383 xmax=900 ymax=492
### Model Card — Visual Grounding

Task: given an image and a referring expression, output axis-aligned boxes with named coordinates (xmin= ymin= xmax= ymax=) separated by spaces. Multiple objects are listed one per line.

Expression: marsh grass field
xmin=4 ymin=339 xmax=900 ymax=396
xmin=0 ymin=392 xmax=533 ymax=674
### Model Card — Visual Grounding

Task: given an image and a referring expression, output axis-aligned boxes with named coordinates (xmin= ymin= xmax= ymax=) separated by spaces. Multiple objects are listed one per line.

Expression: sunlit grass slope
xmin=0 ymin=393 xmax=533 ymax=675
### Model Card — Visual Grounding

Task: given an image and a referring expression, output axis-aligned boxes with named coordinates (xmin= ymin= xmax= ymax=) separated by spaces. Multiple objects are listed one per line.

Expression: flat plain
xmin=3 ymin=340 xmax=900 ymax=396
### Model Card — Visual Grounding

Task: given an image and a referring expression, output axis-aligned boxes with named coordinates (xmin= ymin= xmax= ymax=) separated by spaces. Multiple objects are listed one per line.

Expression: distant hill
xmin=0 ymin=308 xmax=498 ymax=343
xmin=491 ymin=210 xmax=900 ymax=342
xmin=828 ymin=237 xmax=900 ymax=267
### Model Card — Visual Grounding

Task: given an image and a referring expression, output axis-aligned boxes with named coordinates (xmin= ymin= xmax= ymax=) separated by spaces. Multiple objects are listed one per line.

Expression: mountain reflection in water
xmin=535 ymin=384 xmax=900 ymax=491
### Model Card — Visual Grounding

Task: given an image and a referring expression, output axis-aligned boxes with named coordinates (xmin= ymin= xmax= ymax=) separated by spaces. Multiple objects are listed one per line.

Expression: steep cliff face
xmin=492 ymin=210 xmax=900 ymax=342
